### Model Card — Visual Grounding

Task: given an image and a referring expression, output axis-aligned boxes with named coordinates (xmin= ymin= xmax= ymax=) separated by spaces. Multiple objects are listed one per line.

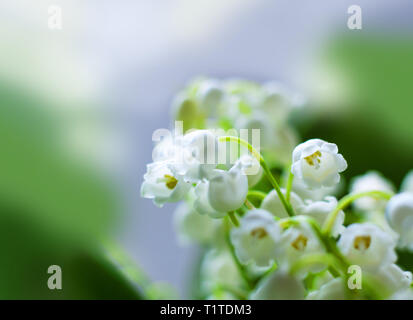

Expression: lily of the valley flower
xmin=276 ymin=217 xmax=325 ymax=277
xmin=140 ymin=160 xmax=190 ymax=207
xmin=208 ymin=163 xmax=248 ymax=212
xmin=386 ymin=193 xmax=413 ymax=250
xmin=299 ymin=196 xmax=345 ymax=237
xmin=350 ymin=171 xmax=395 ymax=211
xmin=291 ymin=139 xmax=347 ymax=189
xmin=261 ymin=189 xmax=304 ymax=218
xmin=193 ymin=181 xmax=226 ymax=218
xmin=250 ymin=268 xmax=305 ymax=300
xmin=231 ymin=209 xmax=281 ymax=267
xmin=337 ymin=223 xmax=397 ymax=271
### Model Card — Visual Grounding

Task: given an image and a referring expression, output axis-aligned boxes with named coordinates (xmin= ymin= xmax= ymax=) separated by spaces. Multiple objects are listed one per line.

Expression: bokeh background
xmin=1 ymin=0 xmax=412 ymax=298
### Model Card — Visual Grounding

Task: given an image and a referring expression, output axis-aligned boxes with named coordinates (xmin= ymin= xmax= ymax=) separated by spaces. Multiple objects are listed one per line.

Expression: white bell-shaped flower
xmin=276 ymin=217 xmax=326 ymax=277
xmin=261 ymin=188 xmax=304 ymax=219
xmin=337 ymin=223 xmax=397 ymax=271
xmin=193 ymin=181 xmax=226 ymax=218
xmin=385 ymin=193 xmax=413 ymax=250
xmin=300 ymin=196 xmax=345 ymax=237
xmin=140 ymin=160 xmax=190 ymax=207
xmin=173 ymin=201 xmax=220 ymax=245
xmin=250 ymin=268 xmax=305 ymax=300
xmin=306 ymin=278 xmax=349 ymax=300
xmin=230 ymin=209 xmax=282 ymax=267
xmin=291 ymin=139 xmax=347 ymax=189
xmin=208 ymin=164 xmax=248 ymax=212
xmin=350 ymin=171 xmax=394 ymax=211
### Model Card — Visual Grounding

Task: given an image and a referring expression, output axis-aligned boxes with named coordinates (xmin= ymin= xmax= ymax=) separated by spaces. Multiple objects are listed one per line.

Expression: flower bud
xmin=208 ymin=164 xmax=248 ymax=212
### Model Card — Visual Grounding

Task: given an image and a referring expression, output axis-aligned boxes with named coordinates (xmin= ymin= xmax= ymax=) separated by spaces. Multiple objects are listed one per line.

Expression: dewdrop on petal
xmin=291 ymin=139 xmax=347 ymax=189
xmin=250 ymin=268 xmax=305 ymax=300
xmin=230 ymin=209 xmax=281 ymax=267
xmin=208 ymin=164 xmax=248 ymax=212
xmin=300 ymin=196 xmax=345 ymax=237
xmin=350 ymin=171 xmax=395 ymax=211
xmin=337 ymin=223 xmax=397 ymax=271
xmin=173 ymin=201 xmax=220 ymax=245
xmin=385 ymin=193 xmax=413 ymax=250
xmin=140 ymin=160 xmax=190 ymax=207
xmin=261 ymin=189 xmax=304 ymax=219
xmin=193 ymin=181 xmax=226 ymax=219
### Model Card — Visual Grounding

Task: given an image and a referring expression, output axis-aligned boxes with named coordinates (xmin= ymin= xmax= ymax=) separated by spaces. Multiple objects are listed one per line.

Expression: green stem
xmin=286 ymin=168 xmax=294 ymax=203
xmin=260 ymin=160 xmax=295 ymax=217
xmin=290 ymin=253 xmax=342 ymax=276
xmin=218 ymin=136 xmax=295 ymax=217
xmin=228 ymin=211 xmax=239 ymax=227
xmin=247 ymin=190 xmax=267 ymax=201
xmin=322 ymin=190 xmax=393 ymax=235
xmin=224 ymin=218 xmax=253 ymax=290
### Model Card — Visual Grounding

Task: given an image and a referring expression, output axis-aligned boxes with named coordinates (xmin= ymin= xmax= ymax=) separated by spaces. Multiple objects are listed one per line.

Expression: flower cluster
xmin=141 ymin=78 xmax=413 ymax=300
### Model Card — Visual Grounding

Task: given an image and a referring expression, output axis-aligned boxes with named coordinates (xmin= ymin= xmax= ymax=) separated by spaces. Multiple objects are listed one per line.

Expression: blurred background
xmin=0 ymin=0 xmax=412 ymax=298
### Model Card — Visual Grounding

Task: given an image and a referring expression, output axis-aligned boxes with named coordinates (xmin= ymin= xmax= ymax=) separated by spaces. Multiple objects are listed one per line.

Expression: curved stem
xmin=224 ymin=218 xmax=253 ymax=290
xmin=322 ymin=190 xmax=393 ymax=235
xmin=247 ymin=190 xmax=267 ymax=201
xmin=260 ymin=160 xmax=295 ymax=216
xmin=218 ymin=136 xmax=295 ymax=217
xmin=290 ymin=253 xmax=342 ymax=276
